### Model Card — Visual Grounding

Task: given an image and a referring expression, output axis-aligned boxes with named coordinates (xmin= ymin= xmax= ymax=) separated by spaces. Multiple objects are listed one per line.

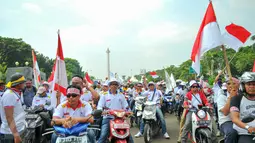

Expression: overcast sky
xmin=1 ymin=0 xmax=254 ymax=79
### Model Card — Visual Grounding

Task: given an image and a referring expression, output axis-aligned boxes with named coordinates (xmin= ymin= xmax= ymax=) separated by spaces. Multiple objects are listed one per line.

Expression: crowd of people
xmin=0 ymin=71 xmax=254 ymax=143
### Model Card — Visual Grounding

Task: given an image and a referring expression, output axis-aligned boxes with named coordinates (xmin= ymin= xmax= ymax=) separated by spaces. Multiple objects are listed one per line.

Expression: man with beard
xmin=22 ymin=79 xmax=37 ymax=107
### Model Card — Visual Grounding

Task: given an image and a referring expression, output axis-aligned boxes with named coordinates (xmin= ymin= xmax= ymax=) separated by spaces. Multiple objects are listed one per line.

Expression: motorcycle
xmin=162 ymin=95 xmax=174 ymax=114
xmin=134 ymin=96 xmax=146 ymax=128
xmin=54 ymin=110 xmax=102 ymax=143
xmin=106 ymin=110 xmax=132 ymax=143
xmin=240 ymin=115 xmax=255 ymax=141
xmin=23 ymin=106 xmax=53 ymax=143
xmin=189 ymin=104 xmax=213 ymax=143
xmin=143 ymin=101 xmax=161 ymax=143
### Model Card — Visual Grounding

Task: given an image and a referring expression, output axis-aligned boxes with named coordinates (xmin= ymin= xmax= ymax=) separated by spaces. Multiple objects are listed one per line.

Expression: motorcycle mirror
xmin=92 ymin=110 xmax=102 ymax=118
xmin=242 ymin=115 xmax=255 ymax=123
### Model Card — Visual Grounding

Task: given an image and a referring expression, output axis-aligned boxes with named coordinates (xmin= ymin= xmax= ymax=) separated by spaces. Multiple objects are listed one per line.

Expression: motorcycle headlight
xmin=197 ymin=110 xmax=206 ymax=119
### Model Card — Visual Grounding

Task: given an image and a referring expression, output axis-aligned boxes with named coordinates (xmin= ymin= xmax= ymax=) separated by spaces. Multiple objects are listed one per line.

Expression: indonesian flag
xmin=49 ymin=31 xmax=68 ymax=106
xmin=253 ymin=60 xmax=255 ymax=72
xmin=222 ymin=23 xmax=251 ymax=52
xmin=150 ymin=71 xmax=159 ymax=78
xmin=85 ymin=72 xmax=93 ymax=85
xmin=32 ymin=50 xmax=41 ymax=88
xmin=191 ymin=1 xmax=222 ymax=75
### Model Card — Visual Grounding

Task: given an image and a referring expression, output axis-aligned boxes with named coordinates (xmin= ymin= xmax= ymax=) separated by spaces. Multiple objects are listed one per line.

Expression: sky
xmin=0 ymin=0 xmax=254 ymax=79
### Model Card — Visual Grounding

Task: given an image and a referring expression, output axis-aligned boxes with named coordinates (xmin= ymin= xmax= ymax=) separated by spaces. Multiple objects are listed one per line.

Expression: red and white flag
xmin=222 ymin=23 xmax=251 ymax=52
xmin=253 ymin=60 xmax=255 ymax=72
xmin=32 ymin=50 xmax=41 ymax=88
xmin=85 ymin=72 xmax=93 ymax=85
xmin=191 ymin=1 xmax=222 ymax=75
xmin=150 ymin=71 xmax=159 ymax=78
xmin=49 ymin=31 xmax=68 ymax=106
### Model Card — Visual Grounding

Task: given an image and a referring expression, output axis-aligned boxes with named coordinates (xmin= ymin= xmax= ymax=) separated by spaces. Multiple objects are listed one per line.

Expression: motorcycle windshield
xmin=54 ymin=123 xmax=90 ymax=136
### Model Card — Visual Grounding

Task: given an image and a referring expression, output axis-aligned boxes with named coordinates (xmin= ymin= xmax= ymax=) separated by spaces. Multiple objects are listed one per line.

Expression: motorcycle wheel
xmin=144 ymin=124 xmax=152 ymax=143
xmin=168 ymin=106 xmax=173 ymax=114
xmin=198 ymin=133 xmax=211 ymax=143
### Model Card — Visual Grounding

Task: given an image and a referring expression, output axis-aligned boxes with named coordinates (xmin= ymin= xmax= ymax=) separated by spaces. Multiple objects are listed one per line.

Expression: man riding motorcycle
xmin=51 ymin=85 xmax=95 ymax=143
xmin=134 ymin=81 xmax=170 ymax=139
xmin=181 ymin=80 xmax=218 ymax=143
xmin=230 ymin=72 xmax=255 ymax=143
xmin=97 ymin=78 xmax=134 ymax=143
xmin=32 ymin=86 xmax=52 ymax=111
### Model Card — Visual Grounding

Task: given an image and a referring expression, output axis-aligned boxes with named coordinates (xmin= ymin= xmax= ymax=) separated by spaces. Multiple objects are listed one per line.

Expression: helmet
xmin=108 ymin=78 xmax=120 ymax=86
xmin=240 ymin=72 xmax=255 ymax=92
xmin=10 ymin=73 xmax=26 ymax=87
xmin=240 ymin=72 xmax=255 ymax=84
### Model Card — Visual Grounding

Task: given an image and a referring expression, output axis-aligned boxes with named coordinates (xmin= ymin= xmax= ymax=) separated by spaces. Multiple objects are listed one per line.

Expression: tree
xmin=65 ymin=58 xmax=84 ymax=81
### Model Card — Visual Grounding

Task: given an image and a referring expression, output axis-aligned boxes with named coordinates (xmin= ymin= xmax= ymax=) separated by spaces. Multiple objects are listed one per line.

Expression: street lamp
xmin=15 ymin=62 xmax=19 ymax=67
xmin=25 ymin=62 xmax=29 ymax=66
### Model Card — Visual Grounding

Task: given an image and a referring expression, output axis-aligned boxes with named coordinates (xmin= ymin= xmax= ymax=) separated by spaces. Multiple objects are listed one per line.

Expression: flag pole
xmin=57 ymin=29 xmax=60 ymax=91
xmin=221 ymin=45 xmax=233 ymax=84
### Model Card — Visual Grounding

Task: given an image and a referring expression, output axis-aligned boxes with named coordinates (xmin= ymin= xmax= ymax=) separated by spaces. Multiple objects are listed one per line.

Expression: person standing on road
xmin=0 ymin=73 xmax=26 ymax=143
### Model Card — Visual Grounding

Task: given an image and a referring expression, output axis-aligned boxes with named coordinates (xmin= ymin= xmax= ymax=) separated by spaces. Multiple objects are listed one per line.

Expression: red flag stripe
xmin=54 ymin=83 xmax=66 ymax=96
xmin=191 ymin=1 xmax=217 ymax=61
xmin=253 ymin=60 xmax=255 ymax=72
xmin=225 ymin=23 xmax=251 ymax=43
xmin=57 ymin=34 xmax=64 ymax=60
xmin=85 ymin=73 xmax=93 ymax=84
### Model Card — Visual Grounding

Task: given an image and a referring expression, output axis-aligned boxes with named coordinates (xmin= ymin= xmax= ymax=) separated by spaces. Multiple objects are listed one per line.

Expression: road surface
xmin=131 ymin=113 xmax=180 ymax=143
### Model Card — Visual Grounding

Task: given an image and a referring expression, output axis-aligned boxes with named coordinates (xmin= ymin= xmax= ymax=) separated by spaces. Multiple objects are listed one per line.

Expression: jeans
xmin=238 ymin=135 xmax=254 ymax=143
xmin=181 ymin=111 xmax=218 ymax=143
xmin=98 ymin=117 xmax=134 ymax=143
xmin=51 ymin=129 xmax=96 ymax=143
xmin=139 ymin=107 xmax=167 ymax=134
xmin=0 ymin=130 xmax=25 ymax=143
xmin=220 ymin=121 xmax=238 ymax=143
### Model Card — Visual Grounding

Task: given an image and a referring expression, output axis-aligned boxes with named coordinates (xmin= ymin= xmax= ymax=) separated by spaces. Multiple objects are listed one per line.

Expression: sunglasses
xmin=191 ymin=86 xmax=199 ymax=88
xmin=67 ymin=94 xmax=79 ymax=98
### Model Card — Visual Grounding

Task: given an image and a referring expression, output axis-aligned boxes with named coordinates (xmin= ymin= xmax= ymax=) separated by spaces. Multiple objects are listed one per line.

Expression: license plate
xmin=56 ymin=135 xmax=88 ymax=143
xmin=114 ymin=123 xmax=130 ymax=129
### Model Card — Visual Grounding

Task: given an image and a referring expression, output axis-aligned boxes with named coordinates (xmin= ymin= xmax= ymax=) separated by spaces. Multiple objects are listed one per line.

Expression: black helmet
xmin=240 ymin=72 xmax=255 ymax=92
xmin=10 ymin=73 xmax=26 ymax=87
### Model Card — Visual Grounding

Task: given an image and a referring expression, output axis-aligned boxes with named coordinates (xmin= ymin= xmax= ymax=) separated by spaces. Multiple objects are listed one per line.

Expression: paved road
xmin=130 ymin=113 xmax=180 ymax=143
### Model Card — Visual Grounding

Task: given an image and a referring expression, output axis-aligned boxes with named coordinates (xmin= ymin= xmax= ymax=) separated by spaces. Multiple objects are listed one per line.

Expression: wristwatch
xmin=245 ymin=125 xmax=250 ymax=131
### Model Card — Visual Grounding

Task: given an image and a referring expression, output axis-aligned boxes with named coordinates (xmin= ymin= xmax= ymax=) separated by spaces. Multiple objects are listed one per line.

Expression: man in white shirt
xmin=0 ymin=73 xmax=26 ymax=143
xmin=51 ymin=85 xmax=95 ymax=143
xmin=32 ymin=86 xmax=52 ymax=110
xmin=135 ymin=81 xmax=170 ymax=139
xmin=97 ymin=78 xmax=133 ymax=143
xmin=217 ymin=78 xmax=239 ymax=143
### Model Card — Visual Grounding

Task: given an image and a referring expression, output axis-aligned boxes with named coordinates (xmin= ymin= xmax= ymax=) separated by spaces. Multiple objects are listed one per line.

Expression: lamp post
xmin=25 ymin=62 xmax=29 ymax=66
xmin=15 ymin=62 xmax=19 ymax=67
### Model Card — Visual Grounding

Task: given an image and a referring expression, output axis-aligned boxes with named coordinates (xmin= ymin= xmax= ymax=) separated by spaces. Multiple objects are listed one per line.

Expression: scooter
xmin=106 ymin=110 xmax=132 ymax=143
xmin=53 ymin=110 xmax=102 ymax=143
xmin=24 ymin=106 xmax=53 ymax=143
xmin=143 ymin=101 xmax=161 ymax=143
xmin=240 ymin=115 xmax=255 ymax=141
xmin=189 ymin=104 xmax=213 ymax=143
xmin=134 ymin=96 xmax=146 ymax=128
xmin=163 ymin=95 xmax=174 ymax=114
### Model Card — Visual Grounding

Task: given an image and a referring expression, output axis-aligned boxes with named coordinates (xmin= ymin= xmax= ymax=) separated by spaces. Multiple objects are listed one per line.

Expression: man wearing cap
xmin=0 ymin=73 xmax=26 ymax=143
xmin=217 ymin=77 xmax=239 ymax=143
xmin=135 ymin=81 xmax=170 ymax=139
xmin=181 ymin=80 xmax=217 ymax=143
xmin=32 ymin=86 xmax=52 ymax=110
xmin=99 ymin=82 xmax=109 ymax=96
xmin=97 ymin=78 xmax=134 ymax=143
xmin=51 ymin=85 xmax=95 ymax=143
xmin=42 ymin=81 xmax=51 ymax=95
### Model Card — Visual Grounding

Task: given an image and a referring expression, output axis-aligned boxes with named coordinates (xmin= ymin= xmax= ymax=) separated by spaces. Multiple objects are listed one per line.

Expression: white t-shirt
xmin=32 ymin=94 xmax=52 ymax=110
xmin=217 ymin=90 xmax=231 ymax=126
xmin=97 ymin=91 xmax=128 ymax=110
xmin=0 ymin=89 xmax=26 ymax=134
xmin=191 ymin=93 xmax=202 ymax=110
xmin=142 ymin=89 xmax=162 ymax=104
xmin=80 ymin=91 xmax=92 ymax=102
xmin=53 ymin=100 xmax=92 ymax=118
xmin=212 ymin=84 xmax=221 ymax=103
